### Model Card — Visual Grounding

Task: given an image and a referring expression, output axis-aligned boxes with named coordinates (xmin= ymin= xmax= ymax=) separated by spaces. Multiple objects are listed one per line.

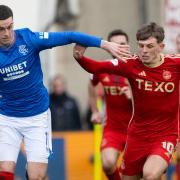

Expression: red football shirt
xmin=77 ymin=55 xmax=180 ymax=140
xmin=91 ymin=74 xmax=132 ymax=134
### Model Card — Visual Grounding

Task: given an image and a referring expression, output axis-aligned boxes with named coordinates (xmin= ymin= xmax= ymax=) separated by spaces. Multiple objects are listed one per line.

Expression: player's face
xmin=110 ymin=35 xmax=128 ymax=45
xmin=137 ymin=37 xmax=164 ymax=65
xmin=176 ymin=36 xmax=180 ymax=53
xmin=0 ymin=17 xmax=14 ymax=47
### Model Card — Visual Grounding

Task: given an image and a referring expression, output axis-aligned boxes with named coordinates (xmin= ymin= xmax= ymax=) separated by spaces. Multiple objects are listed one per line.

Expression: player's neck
xmin=143 ymin=54 xmax=164 ymax=68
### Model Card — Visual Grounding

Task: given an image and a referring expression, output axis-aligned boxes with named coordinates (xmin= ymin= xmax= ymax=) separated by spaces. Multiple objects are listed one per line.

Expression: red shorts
xmin=100 ymin=129 xmax=127 ymax=152
xmin=121 ymin=135 xmax=177 ymax=176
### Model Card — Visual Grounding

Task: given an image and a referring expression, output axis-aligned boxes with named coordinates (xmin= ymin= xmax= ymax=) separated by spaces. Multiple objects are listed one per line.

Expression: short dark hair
xmin=0 ymin=5 xmax=13 ymax=20
xmin=108 ymin=29 xmax=129 ymax=42
xmin=136 ymin=22 xmax=164 ymax=43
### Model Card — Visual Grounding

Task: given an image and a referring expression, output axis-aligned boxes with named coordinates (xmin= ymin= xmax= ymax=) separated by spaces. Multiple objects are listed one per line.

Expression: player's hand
xmin=121 ymin=86 xmax=131 ymax=99
xmin=73 ymin=44 xmax=86 ymax=60
xmin=91 ymin=111 xmax=102 ymax=124
xmin=101 ymin=40 xmax=132 ymax=59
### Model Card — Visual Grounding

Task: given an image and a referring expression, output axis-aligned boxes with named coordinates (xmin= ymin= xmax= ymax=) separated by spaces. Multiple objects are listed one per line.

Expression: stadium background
xmin=0 ymin=0 xmax=180 ymax=179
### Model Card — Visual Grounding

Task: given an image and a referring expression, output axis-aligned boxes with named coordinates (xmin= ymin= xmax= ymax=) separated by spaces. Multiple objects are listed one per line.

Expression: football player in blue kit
xmin=0 ymin=5 xmax=130 ymax=180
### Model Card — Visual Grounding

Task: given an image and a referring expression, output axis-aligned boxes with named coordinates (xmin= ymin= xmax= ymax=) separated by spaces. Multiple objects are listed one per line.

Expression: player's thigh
xmin=23 ymin=109 xmax=52 ymax=163
xmin=121 ymin=136 xmax=147 ymax=176
xmin=143 ymin=155 xmax=167 ymax=179
xmin=0 ymin=120 xmax=22 ymax=164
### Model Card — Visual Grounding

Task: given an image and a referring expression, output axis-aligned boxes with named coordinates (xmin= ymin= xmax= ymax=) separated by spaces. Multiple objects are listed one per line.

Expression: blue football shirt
xmin=0 ymin=28 xmax=101 ymax=117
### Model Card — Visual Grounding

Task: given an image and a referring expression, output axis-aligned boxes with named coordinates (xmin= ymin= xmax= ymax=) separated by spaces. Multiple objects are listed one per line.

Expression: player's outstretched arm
xmin=34 ymin=30 xmax=131 ymax=59
xmin=73 ymin=44 xmax=117 ymax=74
xmin=62 ymin=31 xmax=131 ymax=59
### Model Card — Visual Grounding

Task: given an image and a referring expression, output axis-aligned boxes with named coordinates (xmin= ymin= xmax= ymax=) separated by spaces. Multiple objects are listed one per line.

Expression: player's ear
xmin=159 ymin=42 xmax=165 ymax=50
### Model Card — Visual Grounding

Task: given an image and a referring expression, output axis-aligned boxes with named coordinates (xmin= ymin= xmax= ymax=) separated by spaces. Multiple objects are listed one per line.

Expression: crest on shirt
xmin=162 ymin=70 xmax=171 ymax=80
xmin=19 ymin=45 xmax=28 ymax=55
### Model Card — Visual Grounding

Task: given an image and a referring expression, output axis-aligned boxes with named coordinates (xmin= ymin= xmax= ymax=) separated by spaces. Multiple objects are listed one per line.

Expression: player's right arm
xmin=88 ymin=80 xmax=102 ymax=124
xmin=73 ymin=44 xmax=127 ymax=76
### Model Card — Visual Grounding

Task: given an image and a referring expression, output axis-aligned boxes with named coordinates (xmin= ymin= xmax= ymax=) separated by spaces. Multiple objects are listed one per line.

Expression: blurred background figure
xmin=83 ymin=83 xmax=105 ymax=131
xmin=49 ymin=74 xmax=82 ymax=131
xmin=88 ymin=29 xmax=132 ymax=180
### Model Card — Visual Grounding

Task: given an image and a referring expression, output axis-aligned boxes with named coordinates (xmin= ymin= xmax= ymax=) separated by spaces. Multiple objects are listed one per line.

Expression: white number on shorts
xmin=162 ymin=141 xmax=174 ymax=154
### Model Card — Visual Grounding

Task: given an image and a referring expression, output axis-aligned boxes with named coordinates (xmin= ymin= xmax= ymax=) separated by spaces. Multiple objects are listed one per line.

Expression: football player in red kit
xmin=73 ymin=22 xmax=180 ymax=180
xmin=89 ymin=29 xmax=132 ymax=180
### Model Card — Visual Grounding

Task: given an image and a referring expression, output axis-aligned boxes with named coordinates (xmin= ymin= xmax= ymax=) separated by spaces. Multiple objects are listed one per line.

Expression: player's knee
xmin=27 ymin=161 xmax=47 ymax=180
xmin=102 ymin=156 xmax=116 ymax=173
xmin=28 ymin=172 xmax=46 ymax=180
xmin=0 ymin=162 xmax=15 ymax=172
xmin=143 ymin=169 xmax=160 ymax=180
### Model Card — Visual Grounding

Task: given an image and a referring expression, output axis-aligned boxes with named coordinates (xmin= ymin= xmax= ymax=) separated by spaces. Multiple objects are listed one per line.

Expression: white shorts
xmin=0 ymin=109 xmax=52 ymax=163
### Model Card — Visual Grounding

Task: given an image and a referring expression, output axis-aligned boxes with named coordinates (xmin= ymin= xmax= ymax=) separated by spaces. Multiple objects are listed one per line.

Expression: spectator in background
xmin=49 ymin=75 xmax=82 ymax=131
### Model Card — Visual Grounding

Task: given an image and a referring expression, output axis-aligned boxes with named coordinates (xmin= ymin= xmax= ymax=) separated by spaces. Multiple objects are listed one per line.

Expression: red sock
xmin=106 ymin=168 xmax=121 ymax=180
xmin=176 ymin=163 xmax=180 ymax=180
xmin=0 ymin=171 xmax=14 ymax=180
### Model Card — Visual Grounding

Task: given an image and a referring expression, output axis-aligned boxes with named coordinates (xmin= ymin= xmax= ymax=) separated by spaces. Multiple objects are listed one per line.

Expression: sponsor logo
xmin=102 ymin=76 xmax=110 ymax=82
xmin=138 ymin=71 xmax=146 ymax=77
xmin=104 ymin=85 xmax=125 ymax=96
xmin=136 ymin=79 xmax=175 ymax=93
xmin=0 ymin=61 xmax=29 ymax=81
